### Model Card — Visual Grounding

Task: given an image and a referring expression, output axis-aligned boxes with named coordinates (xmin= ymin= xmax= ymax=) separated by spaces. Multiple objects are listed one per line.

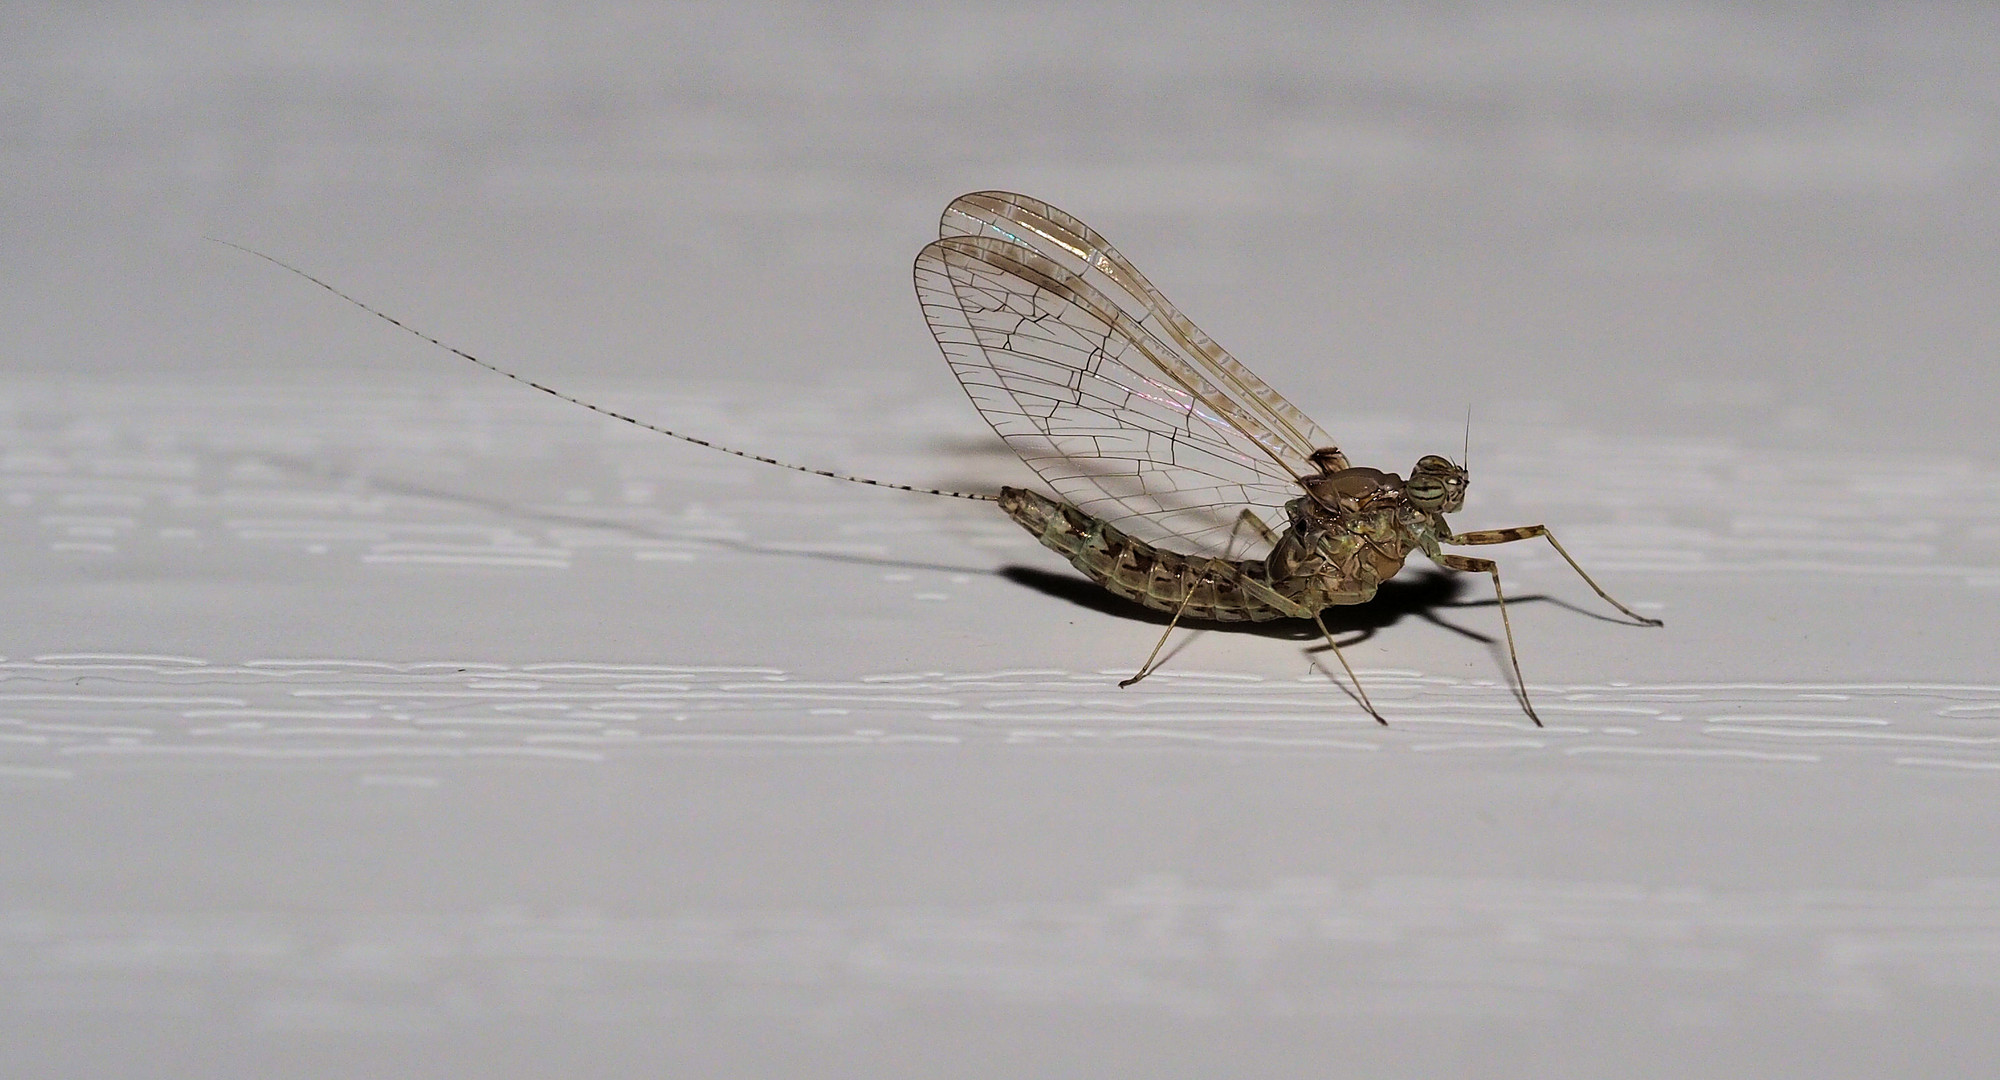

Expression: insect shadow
xmin=1000 ymin=564 xmax=1504 ymax=640
xmin=1001 ymin=563 xmax=1608 ymax=647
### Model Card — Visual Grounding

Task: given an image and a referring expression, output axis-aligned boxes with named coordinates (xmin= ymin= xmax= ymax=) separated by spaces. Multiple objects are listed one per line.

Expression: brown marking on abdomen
xmin=999 ymin=487 xmax=1296 ymax=622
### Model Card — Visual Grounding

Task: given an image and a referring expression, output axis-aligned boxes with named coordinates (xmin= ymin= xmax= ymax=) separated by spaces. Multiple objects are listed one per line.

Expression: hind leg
xmin=1432 ymin=551 xmax=1542 ymax=727
xmin=1120 ymin=511 xmax=1279 ymax=688
xmin=1120 ymin=563 xmax=1214 ymax=688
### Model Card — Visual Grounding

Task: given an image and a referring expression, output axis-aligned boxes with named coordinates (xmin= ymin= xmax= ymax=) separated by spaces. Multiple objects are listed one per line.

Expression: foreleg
xmin=1445 ymin=525 xmax=1662 ymax=627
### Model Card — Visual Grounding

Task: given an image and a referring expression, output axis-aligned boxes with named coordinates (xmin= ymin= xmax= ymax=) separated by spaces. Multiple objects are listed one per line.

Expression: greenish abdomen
xmin=997 ymin=487 xmax=1371 ymax=622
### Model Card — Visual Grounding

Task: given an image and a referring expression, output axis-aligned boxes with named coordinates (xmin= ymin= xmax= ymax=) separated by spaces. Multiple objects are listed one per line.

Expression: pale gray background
xmin=11 ymin=2 xmax=1998 ymax=450
xmin=4 ymin=4 xmax=1998 ymax=1077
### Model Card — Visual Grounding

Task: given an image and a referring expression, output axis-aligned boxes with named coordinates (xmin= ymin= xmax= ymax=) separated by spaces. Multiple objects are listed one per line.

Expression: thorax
xmin=1268 ymin=496 xmax=1439 ymax=592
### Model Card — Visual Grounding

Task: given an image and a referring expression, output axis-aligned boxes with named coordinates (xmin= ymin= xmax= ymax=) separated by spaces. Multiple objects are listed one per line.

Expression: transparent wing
xmin=939 ymin=191 xmax=1341 ymax=471
xmin=915 ymin=231 xmax=1308 ymax=557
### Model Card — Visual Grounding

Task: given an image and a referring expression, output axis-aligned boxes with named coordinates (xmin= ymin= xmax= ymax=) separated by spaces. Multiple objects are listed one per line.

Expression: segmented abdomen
xmin=998 ymin=487 xmax=1297 ymax=622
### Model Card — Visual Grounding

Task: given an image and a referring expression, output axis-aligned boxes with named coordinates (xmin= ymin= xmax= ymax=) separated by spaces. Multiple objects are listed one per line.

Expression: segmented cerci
xmin=220 ymin=191 xmax=1661 ymax=726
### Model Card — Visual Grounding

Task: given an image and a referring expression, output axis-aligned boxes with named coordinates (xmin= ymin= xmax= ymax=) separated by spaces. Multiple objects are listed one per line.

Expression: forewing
xmin=915 ymin=232 xmax=1303 ymax=557
xmin=939 ymin=191 xmax=1344 ymax=472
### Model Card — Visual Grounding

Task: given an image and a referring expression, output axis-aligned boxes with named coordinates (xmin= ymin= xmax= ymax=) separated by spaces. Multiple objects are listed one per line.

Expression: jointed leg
xmin=1311 ymin=612 xmax=1385 ymax=725
xmin=1433 ymin=552 xmax=1543 ymax=727
xmin=1446 ymin=525 xmax=1662 ymax=626
xmin=1231 ymin=508 xmax=1282 ymax=548
xmin=1121 ymin=512 xmax=1276 ymax=689
xmin=1120 ymin=567 xmax=1209 ymax=688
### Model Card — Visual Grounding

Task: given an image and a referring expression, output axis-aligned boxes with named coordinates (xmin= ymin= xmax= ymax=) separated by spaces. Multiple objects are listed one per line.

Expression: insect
xmin=218 ymin=190 xmax=1660 ymax=726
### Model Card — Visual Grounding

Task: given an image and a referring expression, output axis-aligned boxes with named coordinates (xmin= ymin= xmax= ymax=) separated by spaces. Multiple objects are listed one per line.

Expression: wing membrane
xmin=939 ymin=191 xmax=1340 ymax=471
xmin=916 ymin=232 xmax=1306 ymax=557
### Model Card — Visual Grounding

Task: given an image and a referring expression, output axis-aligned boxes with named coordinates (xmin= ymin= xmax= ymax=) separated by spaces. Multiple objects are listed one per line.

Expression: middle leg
xmin=1432 ymin=551 xmax=1543 ymax=727
xmin=1311 ymin=611 xmax=1385 ymax=725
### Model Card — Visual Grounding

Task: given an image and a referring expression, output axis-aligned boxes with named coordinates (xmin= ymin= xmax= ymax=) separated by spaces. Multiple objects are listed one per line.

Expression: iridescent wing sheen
xmin=916 ymin=201 xmax=1335 ymax=557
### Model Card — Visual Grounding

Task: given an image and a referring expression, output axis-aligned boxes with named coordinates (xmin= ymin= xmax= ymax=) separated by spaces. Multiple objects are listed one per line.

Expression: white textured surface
xmin=5 ymin=4 xmax=1999 ymax=1076
xmin=4 ymin=376 xmax=1998 ymax=1076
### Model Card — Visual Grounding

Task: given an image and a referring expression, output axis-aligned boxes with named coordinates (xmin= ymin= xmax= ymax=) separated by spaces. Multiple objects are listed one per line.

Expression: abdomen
xmin=998 ymin=487 xmax=1296 ymax=622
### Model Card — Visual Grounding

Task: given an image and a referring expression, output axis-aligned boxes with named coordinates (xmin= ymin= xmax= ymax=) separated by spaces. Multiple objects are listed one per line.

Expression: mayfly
xmin=218 ymin=190 xmax=1660 ymax=726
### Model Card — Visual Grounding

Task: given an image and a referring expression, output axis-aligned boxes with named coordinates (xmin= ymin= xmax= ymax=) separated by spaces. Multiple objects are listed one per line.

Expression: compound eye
xmin=1414 ymin=454 xmax=1454 ymax=475
xmin=1406 ymin=474 xmax=1447 ymax=511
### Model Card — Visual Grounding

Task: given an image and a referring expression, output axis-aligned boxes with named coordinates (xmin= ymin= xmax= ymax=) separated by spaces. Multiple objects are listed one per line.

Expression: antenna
xmin=1462 ymin=405 xmax=1472 ymax=471
xmin=211 ymin=239 xmax=998 ymax=503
